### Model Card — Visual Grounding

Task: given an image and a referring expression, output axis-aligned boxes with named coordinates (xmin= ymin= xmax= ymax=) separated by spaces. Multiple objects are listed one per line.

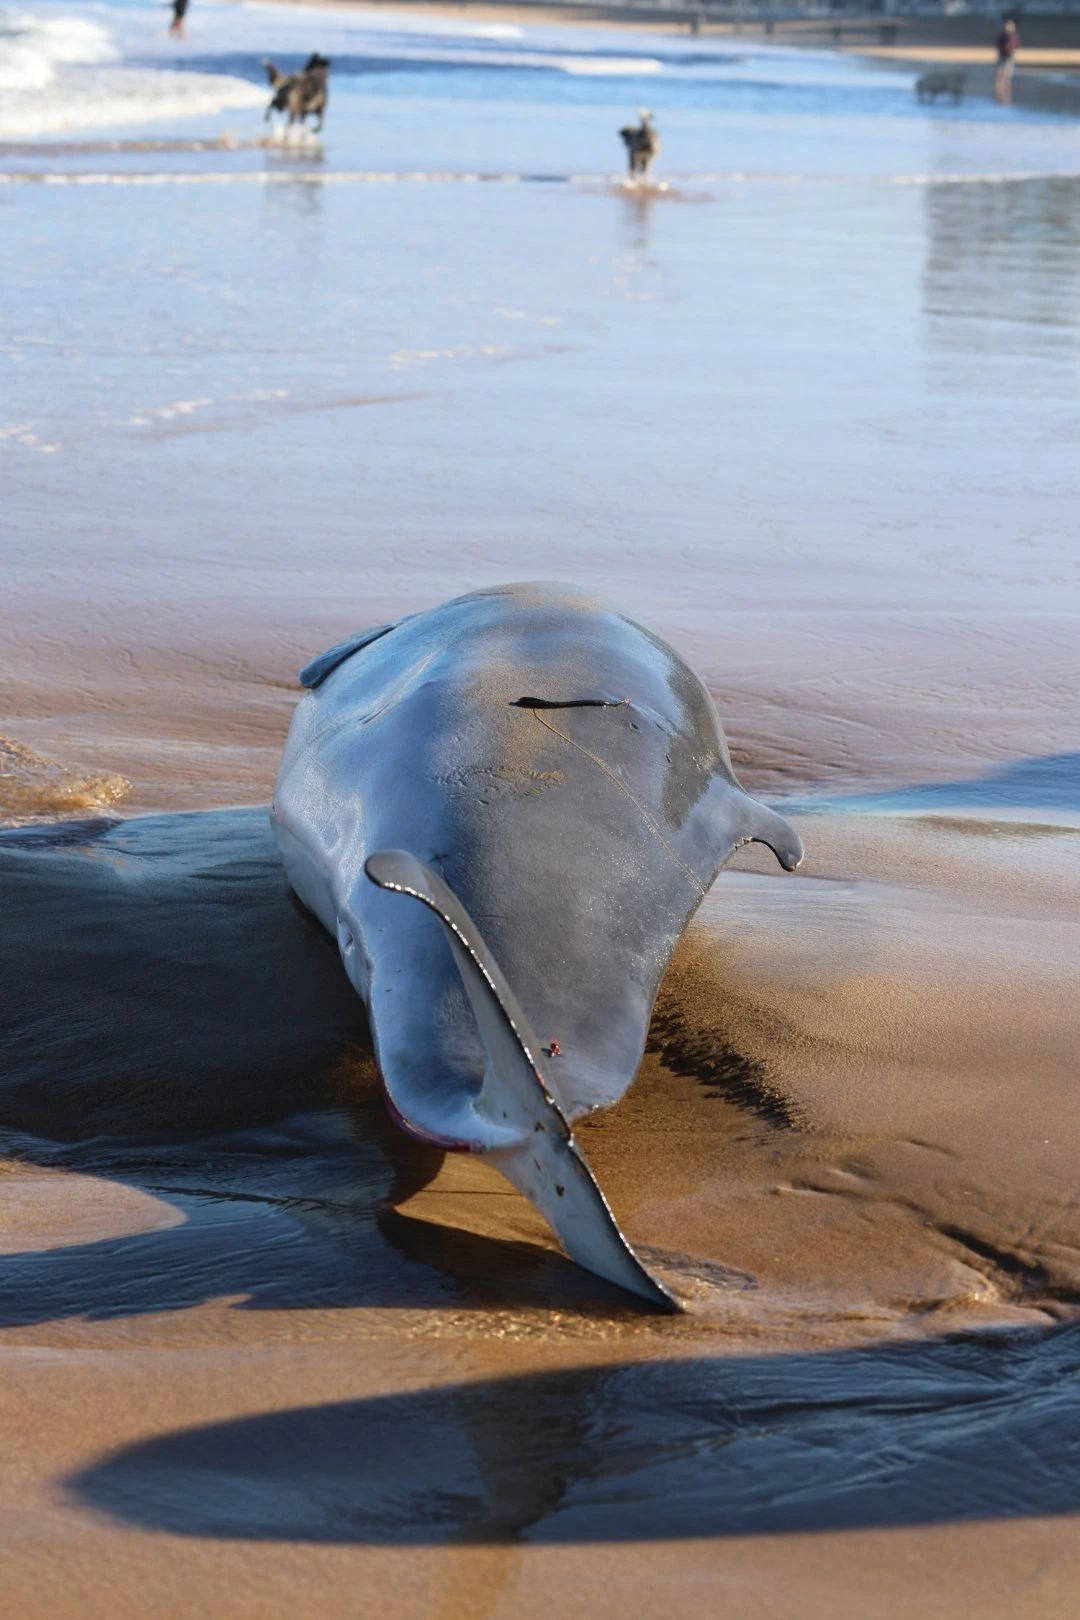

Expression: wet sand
xmin=2 ymin=791 xmax=1078 ymax=1616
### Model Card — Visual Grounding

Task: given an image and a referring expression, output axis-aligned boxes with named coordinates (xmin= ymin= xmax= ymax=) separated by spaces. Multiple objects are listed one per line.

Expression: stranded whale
xmin=272 ymin=583 xmax=803 ymax=1308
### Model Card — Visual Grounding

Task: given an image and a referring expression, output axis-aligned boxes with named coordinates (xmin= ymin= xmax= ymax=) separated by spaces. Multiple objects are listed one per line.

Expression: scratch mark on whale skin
xmin=526 ymin=706 xmax=708 ymax=898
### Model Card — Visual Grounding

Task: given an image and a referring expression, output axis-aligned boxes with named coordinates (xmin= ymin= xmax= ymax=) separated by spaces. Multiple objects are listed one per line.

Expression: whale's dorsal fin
xmin=299 ymin=619 xmax=408 ymax=689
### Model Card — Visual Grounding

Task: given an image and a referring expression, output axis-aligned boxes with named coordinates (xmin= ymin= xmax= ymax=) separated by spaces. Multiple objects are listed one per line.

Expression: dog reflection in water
xmin=619 ymin=110 xmax=660 ymax=179
xmin=263 ymin=53 xmax=331 ymax=139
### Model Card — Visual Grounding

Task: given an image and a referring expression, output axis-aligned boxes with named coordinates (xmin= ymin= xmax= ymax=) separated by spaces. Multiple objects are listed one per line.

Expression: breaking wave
xmin=0 ymin=735 xmax=129 ymax=824
xmin=0 ymin=9 xmax=115 ymax=88
xmin=2 ymin=167 xmax=1073 ymax=189
xmin=0 ymin=7 xmax=263 ymax=138
xmin=556 ymin=57 xmax=664 ymax=77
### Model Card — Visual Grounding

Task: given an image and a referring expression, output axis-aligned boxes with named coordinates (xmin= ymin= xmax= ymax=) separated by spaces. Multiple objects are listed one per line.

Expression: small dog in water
xmin=915 ymin=70 xmax=965 ymax=104
xmin=619 ymin=110 xmax=660 ymax=179
xmin=263 ymin=53 xmax=331 ymax=136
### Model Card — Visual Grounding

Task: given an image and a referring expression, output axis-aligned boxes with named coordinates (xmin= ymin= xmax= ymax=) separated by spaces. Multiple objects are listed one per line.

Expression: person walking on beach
xmin=169 ymin=0 xmax=189 ymax=39
xmin=995 ymin=17 xmax=1020 ymax=104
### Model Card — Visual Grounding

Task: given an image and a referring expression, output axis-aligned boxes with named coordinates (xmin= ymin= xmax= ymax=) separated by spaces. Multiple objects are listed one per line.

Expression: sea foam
xmin=0 ymin=7 xmax=263 ymax=137
xmin=0 ymin=10 xmax=116 ymax=89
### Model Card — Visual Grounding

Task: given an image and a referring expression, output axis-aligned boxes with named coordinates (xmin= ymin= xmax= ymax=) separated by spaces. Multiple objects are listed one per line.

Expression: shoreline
xmin=258 ymin=0 xmax=1080 ymax=113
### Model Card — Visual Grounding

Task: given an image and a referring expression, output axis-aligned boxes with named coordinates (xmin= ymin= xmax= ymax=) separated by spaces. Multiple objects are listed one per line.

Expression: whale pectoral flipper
xmin=738 ymin=795 xmax=804 ymax=872
xmin=365 ymin=850 xmax=680 ymax=1312
xmin=299 ymin=618 xmax=412 ymax=689
xmin=708 ymin=783 xmax=804 ymax=875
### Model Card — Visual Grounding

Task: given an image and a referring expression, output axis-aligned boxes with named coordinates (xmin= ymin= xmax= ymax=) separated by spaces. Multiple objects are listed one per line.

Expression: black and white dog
xmin=619 ymin=110 xmax=660 ymax=178
xmin=263 ymin=53 xmax=331 ymax=135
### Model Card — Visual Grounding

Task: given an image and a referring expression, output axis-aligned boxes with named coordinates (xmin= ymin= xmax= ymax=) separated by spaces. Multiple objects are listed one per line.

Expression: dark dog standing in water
xmin=263 ymin=53 xmax=330 ymax=135
xmin=916 ymin=70 xmax=965 ymax=104
xmin=619 ymin=110 xmax=660 ymax=178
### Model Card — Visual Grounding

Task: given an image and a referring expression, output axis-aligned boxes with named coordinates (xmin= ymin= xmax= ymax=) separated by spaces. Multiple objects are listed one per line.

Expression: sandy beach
xmin=2 ymin=4 xmax=1079 ymax=1615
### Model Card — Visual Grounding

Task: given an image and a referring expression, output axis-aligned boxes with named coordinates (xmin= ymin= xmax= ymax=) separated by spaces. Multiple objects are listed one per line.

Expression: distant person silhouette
xmin=169 ymin=0 xmax=189 ymax=38
xmin=995 ymin=17 xmax=1020 ymax=104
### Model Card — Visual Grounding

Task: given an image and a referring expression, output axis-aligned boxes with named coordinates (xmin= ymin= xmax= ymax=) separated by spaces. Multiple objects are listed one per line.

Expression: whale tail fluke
xmin=364 ymin=849 xmax=680 ymax=1312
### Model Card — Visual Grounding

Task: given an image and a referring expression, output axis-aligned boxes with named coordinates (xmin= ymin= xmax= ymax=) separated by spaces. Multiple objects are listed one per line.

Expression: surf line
xmin=0 ymin=170 xmax=538 ymax=188
xmin=0 ymin=166 xmax=1069 ymax=189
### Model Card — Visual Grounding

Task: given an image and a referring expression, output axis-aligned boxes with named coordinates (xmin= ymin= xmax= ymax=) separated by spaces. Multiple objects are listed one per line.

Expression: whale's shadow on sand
xmin=70 ymin=1326 xmax=1080 ymax=1543
xmin=0 ymin=808 xmax=678 ymax=1322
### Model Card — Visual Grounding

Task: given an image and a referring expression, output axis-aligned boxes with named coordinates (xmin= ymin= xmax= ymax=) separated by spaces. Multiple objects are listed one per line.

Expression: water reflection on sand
xmin=923 ymin=173 xmax=1080 ymax=358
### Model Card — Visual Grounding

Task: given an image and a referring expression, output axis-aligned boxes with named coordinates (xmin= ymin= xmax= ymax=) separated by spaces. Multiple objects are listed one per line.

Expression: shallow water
xmin=3 ymin=4 xmax=1079 ymax=824
xmin=73 ymin=1327 xmax=1080 ymax=1542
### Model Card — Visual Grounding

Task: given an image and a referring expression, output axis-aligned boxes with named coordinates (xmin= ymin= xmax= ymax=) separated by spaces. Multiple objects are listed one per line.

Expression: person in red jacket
xmin=995 ymin=17 xmax=1020 ymax=104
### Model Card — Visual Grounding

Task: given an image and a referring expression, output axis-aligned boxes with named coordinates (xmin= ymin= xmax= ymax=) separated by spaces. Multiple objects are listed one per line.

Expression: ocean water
xmin=2 ymin=0 xmax=1079 ymax=822
xmin=4 ymin=0 xmax=1080 ymax=168
xmin=0 ymin=3 xmax=264 ymax=134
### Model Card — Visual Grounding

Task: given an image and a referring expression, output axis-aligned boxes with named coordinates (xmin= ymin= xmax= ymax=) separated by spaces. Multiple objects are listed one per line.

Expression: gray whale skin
xmin=272 ymin=582 xmax=803 ymax=1310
